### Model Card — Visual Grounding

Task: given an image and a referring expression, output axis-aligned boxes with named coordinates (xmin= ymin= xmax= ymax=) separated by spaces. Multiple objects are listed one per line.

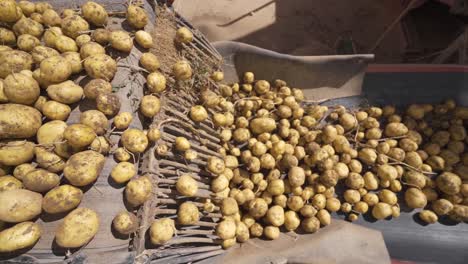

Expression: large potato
xmin=0 ymin=50 xmax=33 ymax=78
xmin=22 ymin=168 xmax=60 ymax=193
xmin=55 ymin=207 xmax=99 ymax=248
xmin=96 ymin=93 xmax=121 ymax=116
xmin=82 ymin=1 xmax=108 ymax=26
xmin=34 ymin=147 xmax=66 ymax=173
xmin=3 ymin=72 xmax=40 ymax=105
xmin=31 ymin=46 xmax=60 ymax=64
xmin=0 ymin=140 xmax=35 ymax=166
xmin=61 ymin=15 xmax=89 ymax=39
xmin=17 ymin=34 xmax=40 ymax=52
xmin=0 ymin=27 xmax=16 ymax=46
xmin=13 ymin=17 xmax=44 ymax=38
xmin=42 ymin=100 xmax=71 ymax=121
xmin=0 ymin=189 xmax=42 ymax=222
xmin=126 ymin=5 xmax=148 ymax=29
xmin=0 ymin=222 xmax=41 ymax=253
xmin=40 ymin=55 xmax=72 ymax=83
xmin=64 ymin=124 xmax=96 ymax=149
xmin=80 ymin=110 xmax=109 ymax=135
xmin=42 ymin=185 xmax=83 ymax=214
xmin=121 ymin=128 xmax=148 ymax=153
xmin=0 ymin=104 xmax=42 ymax=139
xmin=43 ymin=27 xmax=63 ymax=48
xmin=62 ymin=52 xmax=83 ymax=74
xmin=110 ymin=30 xmax=133 ymax=53
xmin=83 ymin=79 xmax=112 ymax=99
xmin=47 ymin=80 xmax=83 ymax=104
xmin=84 ymin=54 xmax=117 ymax=81
xmin=64 ymin=150 xmax=105 ymax=186
xmin=0 ymin=0 xmax=23 ymax=23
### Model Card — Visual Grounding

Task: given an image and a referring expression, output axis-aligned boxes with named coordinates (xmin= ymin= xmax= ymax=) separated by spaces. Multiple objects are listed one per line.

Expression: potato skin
xmin=55 ymin=207 xmax=99 ymax=248
xmin=83 ymin=79 xmax=112 ymax=100
xmin=0 ymin=140 xmax=35 ymax=166
xmin=84 ymin=54 xmax=117 ymax=81
xmin=61 ymin=15 xmax=90 ymax=39
xmin=40 ymin=55 xmax=72 ymax=84
xmin=113 ymin=211 xmax=138 ymax=235
xmin=81 ymin=1 xmax=108 ymax=26
xmin=64 ymin=150 xmax=105 ymax=186
xmin=126 ymin=5 xmax=148 ymax=29
xmin=42 ymin=100 xmax=71 ymax=121
xmin=0 ymin=222 xmax=42 ymax=253
xmin=0 ymin=189 xmax=42 ymax=223
xmin=96 ymin=93 xmax=121 ymax=116
xmin=22 ymin=169 xmax=60 ymax=193
xmin=13 ymin=17 xmax=44 ymax=38
xmin=0 ymin=104 xmax=42 ymax=139
xmin=3 ymin=72 xmax=40 ymax=105
xmin=42 ymin=185 xmax=83 ymax=214
xmin=0 ymin=50 xmax=33 ymax=78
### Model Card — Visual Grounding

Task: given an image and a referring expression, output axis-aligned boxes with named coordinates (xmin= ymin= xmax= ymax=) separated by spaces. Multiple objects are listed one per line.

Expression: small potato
xmin=0 ymin=176 xmax=23 ymax=192
xmin=113 ymin=211 xmax=138 ymax=235
xmin=89 ymin=136 xmax=110 ymax=155
xmin=114 ymin=112 xmax=133 ymax=130
xmin=250 ymin=117 xmax=277 ymax=134
xmin=75 ymin=34 xmax=91 ymax=47
xmin=405 ymin=188 xmax=427 ymax=209
xmin=384 ymin=122 xmax=408 ymax=137
xmin=0 ymin=28 xmax=16 ymax=46
xmin=42 ymin=9 xmax=61 ymax=27
xmin=372 ymin=202 xmax=392 ymax=220
xmin=97 ymin=93 xmax=121 ymax=116
xmin=34 ymin=2 xmax=52 ymax=13
xmin=284 ymin=210 xmax=301 ymax=231
xmin=264 ymin=226 xmax=280 ymax=240
xmin=216 ymin=219 xmax=236 ymax=240
xmin=110 ymin=30 xmax=133 ymax=53
xmin=0 ymin=140 xmax=35 ymax=166
xmin=211 ymin=175 xmax=229 ymax=192
xmin=288 ymin=166 xmax=305 ymax=187
xmin=13 ymin=17 xmax=43 ymax=38
xmin=34 ymin=147 xmax=66 ymax=173
xmin=114 ymin=147 xmax=131 ymax=162
xmin=17 ymin=34 xmax=40 ymax=52
xmin=92 ymin=28 xmax=110 ymax=45
xmin=47 ymin=81 xmax=83 ymax=104
xmin=55 ymin=208 xmax=99 ymax=248
xmin=190 ymin=105 xmax=208 ymax=122
xmin=150 ymin=218 xmax=175 ymax=244
xmin=18 ymin=1 xmax=36 ymax=16
xmin=419 ymin=210 xmax=438 ymax=224
xmin=172 ymin=60 xmax=192 ymax=80
xmin=42 ymin=185 xmax=83 ymax=214
xmin=339 ymin=113 xmax=356 ymax=130
xmin=42 ymin=100 xmax=71 ymax=121
xmin=80 ymin=110 xmax=109 ymax=136
xmin=62 ymin=52 xmax=83 ymax=74
xmin=451 ymin=205 xmax=468 ymax=221
xmin=265 ymin=205 xmax=284 ymax=227
xmin=147 ymin=128 xmax=161 ymax=142
xmin=84 ymin=79 xmax=112 ymax=99
xmin=111 ymin=162 xmax=136 ymax=184
xmin=13 ymin=163 xmax=35 ymax=180
xmin=61 ymin=15 xmax=89 ymax=39
xmin=175 ymin=27 xmax=193 ymax=44
xmin=403 ymin=170 xmax=426 ymax=189
xmin=358 ymin=148 xmax=377 ymax=165
xmin=301 ymin=216 xmax=320 ymax=233
xmin=0 ymin=222 xmax=41 ymax=253
xmin=125 ymin=176 xmax=153 ymax=207
xmin=121 ymin=128 xmax=148 ymax=153
xmin=140 ymin=53 xmax=160 ymax=72
xmin=64 ymin=124 xmax=96 ymax=149
xmin=135 ymin=30 xmax=153 ymax=48
xmin=82 ymin=1 xmax=108 ymax=26
xmin=80 ymin=41 xmax=105 ymax=59
xmin=147 ymin=72 xmax=166 ymax=93
xmin=176 ymin=174 xmax=198 ymax=197
xmin=178 ymin=201 xmax=199 ymax=225
xmin=126 ymin=5 xmax=148 ymax=29
xmin=0 ymin=189 xmax=42 ymax=222
xmin=64 ymin=150 xmax=105 ymax=186
xmin=0 ymin=50 xmax=33 ymax=78
xmin=432 ymin=198 xmax=454 ymax=216
xmin=378 ymin=189 xmax=397 ymax=205
xmin=345 ymin=172 xmax=365 ymax=189
xmin=207 ymin=156 xmax=225 ymax=175
xmin=40 ymin=55 xmax=72 ymax=84
xmin=436 ymin=172 xmax=461 ymax=195
xmin=31 ymin=46 xmax=60 ymax=64
xmin=84 ymin=54 xmax=117 ymax=81
xmin=175 ymin=137 xmax=190 ymax=152
xmin=248 ymin=198 xmax=268 ymax=219
xmin=43 ymin=27 xmax=63 ymax=48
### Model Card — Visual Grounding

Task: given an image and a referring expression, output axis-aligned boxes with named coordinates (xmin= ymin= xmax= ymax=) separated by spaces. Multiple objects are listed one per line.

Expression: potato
xmin=432 ymin=198 xmax=453 ymax=216
xmin=110 ymin=30 xmax=133 ymax=53
xmin=0 ymin=140 xmax=35 ymax=166
xmin=216 ymin=219 xmax=236 ymax=240
xmin=75 ymin=34 xmax=91 ymax=47
xmin=34 ymin=147 xmax=66 ymax=173
xmin=371 ymin=202 xmax=392 ymax=220
xmin=34 ymin=2 xmax=52 ymax=13
xmin=92 ymin=28 xmax=110 ymax=45
xmin=125 ymin=176 xmax=152 ymax=206
xmin=301 ymin=216 xmax=320 ymax=233
xmin=31 ymin=46 xmax=60 ymax=64
xmin=0 ymin=0 xmax=22 ymax=23
xmin=64 ymin=150 xmax=105 ymax=186
xmin=436 ymin=172 xmax=461 ymax=195
xmin=16 ymin=34 xmax=40 ymax=52
xmin=42 ymin=100 xmax=71 ymax=120
xmin=135 ymin=30 xmax=153 ymax=48
xmin=417 ymin=210 xmax=438 ymax=224
xmin=42 ymin=9 xmax=61 ymax=27
xmin=345 ymin=172 xmax=364 ymax=189
xmin=207 ymin=156 xmax=225 ymax=175
xmin=147 ymin=72 xmax=166 ymax=93
xmin=41 ymin=184 xmax=83 ymax=214
xmin=43 ymin=27 xmax=62 ymax=48
xmin=175 ymin=174 xmax=198 ymax=196
xmin=126 ymin=5 xmax=148 ymax=29
xmin=113 ymin=211 xmax=138 ymax=235
xmin=0 ymin=222 xmax=41 ymax=253
xmin=3 ymin=72 xmax=40 ymax=105
xmin=111 ymin=112 xmax=132 ymax=131
xmin=55 ymin=207 xmax=99 ymax=248
xmin=451 ymin=205 xmax=468 ymax=221
xmin=61 ymin=15 xmax=89 ymax=39
xmin=121 ymin=128 xmax=148 ymax=153
xmin=339 ymin=113 xmax=356 ymax=130
xmin=405 ymin=188 xmax=427 ymax=209
xmin=0 ymin=50 xmax=33 ymax=78
xmin=139 ymin=94 xmax=161 ymax=118
xmin=0 ymin=176 xmax=23 ymax=192
xmin=18 ymin=1 xmax=35 ymax=16
xmin=84 ymin=79 xmax=112 ymax=99
xmin=0 ymin=28 xmax=16 ymax=46
xmin=358 ymin=148 xmax=377 ymax=165
xmin=288 ymin=166 xmax=305 ymax=187
xmin=79 ymin=110 xmax=109 ymax=136
xmin=250 ymin=117 xmax=277 ymax=134
xmin=265 ymin=205 xmax=284 ymax=227
xmin=264 ymin=226 xmax=280 ymax=240
xmin=12 ymin=163 xmax=35 ymax=181
xmin=96 ymin=93 xmax=121 ymax=116
xmin=55 ymin=35 xmax=78 ymax=53
xmin=384 ymin=122 xmax=408 ymax=137
xmin=80 ymin=41 xmax=105 ymax=59
xmin=84 ymin=54 xmax=117 ymax=81
xmin=63 ymin=124 xmax=96 ymax=149
xmin=22 ymin=169 xmax=60 ymax=193
xmin=30 ymin=12 xmax=42 ymax=23
xmin=111 ymin=162 xmax=136 ymax=184
xmin=221 ymin=197 xmax=239 ymax=216
xmin=82 ymin=1 xmax=108 ymax=26
xmin=190 ymin=105 xmax=208 ymax=122
xmin=40 ymin=55 xmax=72 ymax=84
xmin=175 ymin=27 xmax=193 ymax=44
xmin=172 ymin=60 xmax=192 ymax=80
xmin=0 ymin=189 xmax=42 ymax=222
xmin=46 ymin=80 xmax=83 ymax=105
xmin=140 ymin=52 xmax=160 ymax=72
xmin=378 ymin=189 xmax=397 ymax=205
xmin=114 ymin=147 xmax=131 ymax=162
xmin=13 ymin=17 xmax=43 ymax=38
xmin=177 ymin=201 xmax=199 ymax=225
xmin=150 ymin=218 xmax=175 ymax=244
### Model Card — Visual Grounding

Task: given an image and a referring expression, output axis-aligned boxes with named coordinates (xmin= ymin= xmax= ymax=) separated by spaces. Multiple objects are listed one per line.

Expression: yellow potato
xmin=176 ymin=174 xmax=198 ymax=196
xmin=89 ymin=136 xmax=110 ymax=155
xmin=18 ymin=1 xmax=35 ymax=16
xmin=43 ymin=27 xmax=62 ymax=48
xmin=13 ymin=17 xmax=43 ymax=38
xmin=62 ymin=51 xmax=83 ymax=74
xmin=0 ymin=140 xmax=35 ymax=166
xmin=92 ymin=28 xmax=111 ymax=45
xmin=0 ymin=222 xmax=41 ymax=253
xmin=139 ymin=52 xmax=160 ymax=72
xmin=12 ymin=163 xmax=35 ymax=181
xmin=0 ymin=27 xmax=16 ymax=46
xmin=30 ymin=12 xmax=42 ymax=23
xmin=175 ymin=27 xmax=193 ymax=44
xmin=177 ymin=201 xmax=200 ymax=225
xmin=17 ymin=34 xmax=40 ymax=52
xmin=61 ymin=15 xmax=89 ymax=39
xmin=172 ymin=60 xmax=192 ymax=80
xmin=250 ymin=117 xmax=277 ymax=134
xmin=81 ymin=1 xmax=108 ymax=26
xmin=436 ymin=172 xmax=462 ymax=195
xmin=42 ymin=185 xmax=83 ymax=214
xmin=34 ymin=147 xmax=66 ymax=173
xmin=42 ymin=9 xmax=61 ymax=27
xmin=75 ymin=34 xmax=91 ymax=47
xmin=110 ymin=30 xmax=133 ymax=53
xmin=84 ymin=54 xmax=117 ymax=81
xmin=126 ymin=5 xmax=148 ymax=29
xmin=64 ymin=150 xmax=105 ymax=186
xmin=0 ymin=50 xmax=33 ymax=78
xmin=121 ymin=128 xmax=148 ymax=153
xmin=42 ymin=100 xmax=71 ymax=121
xmin=64 ymin=124 xmax=96 ymax=149
xmin=96 ymin=93 xmax=121 ymax=116
xmin=55 ymin=207 xmax=100 ymax=248
xmin=40 ymin=55 xmax=72 ymax=84
xmin=0 ymin=189 xmax=42 ymax=222
xmin=135 ymin=30 xmax=153 ymax=48
xmin=0 ymin=80 xmax=7 ymax=103
xmin=150 ymin=218 xmax=175 ymax=244
xmin=114 ymin=112 xmax=133 ymax=130
xmin=22 ymin=168 xmax=60 ymax=193
xmin=34 ymin=2 xmax=52 ymax=13
xmin=80 ymin=41 xmax=105 ymax=59
xmin=125 ymin=176 xmax=153 ymax=206
xmin=0 ymin=176 xmax=23 ymax=192
xmin=47 ymin=80 xmax=83 ymax=104
xmin=55 ymin=35 xmax=78 ymax=53
xmin=3 ymin=72 xmax=40 ymax=105
xmin=80 ymin=110 xmax=109 ymax=135
xmin=84 ymin=79 xmax=112 ymax=99
xmin=0 ymin=0 xmax=22 ymax=23
xmin=405 ymin=187 xmax=427 ymax=209
xmin=140 ymin=95 xmax=161 ymax=117
xmin=111 ymin=162 xmax=136 ymax=184
xmin=31 ymin=46 xmax=60 ymax=64
xmin=147 ymin=72 xmax=166 ymax=93
xmin=113 ymin=211 xmax=138 ymax=235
